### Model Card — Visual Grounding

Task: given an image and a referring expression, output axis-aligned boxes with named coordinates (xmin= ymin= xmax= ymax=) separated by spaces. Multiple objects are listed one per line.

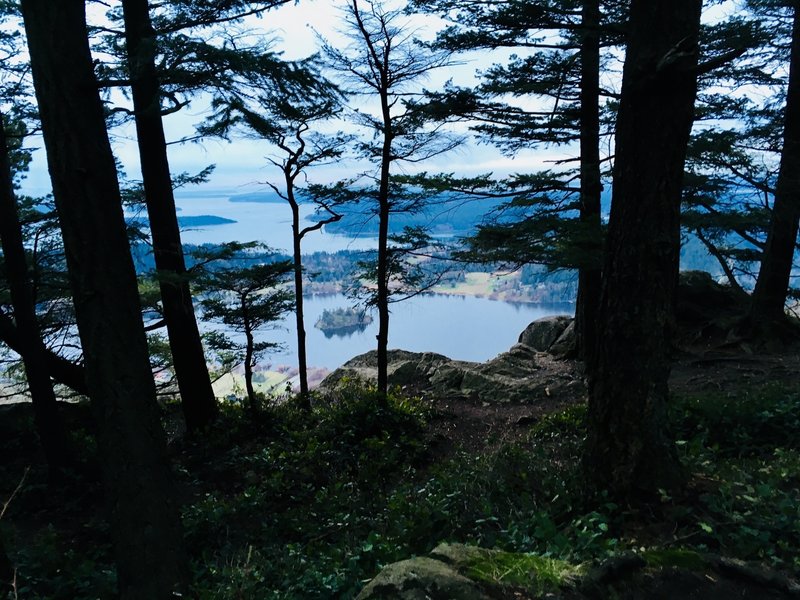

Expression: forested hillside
xmin=0 ymin=0 xmax=799 ymax=598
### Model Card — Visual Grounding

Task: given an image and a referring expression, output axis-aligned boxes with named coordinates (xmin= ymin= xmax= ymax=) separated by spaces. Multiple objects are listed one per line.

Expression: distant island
xmin=177 ymin=215 xmax=237 ymax=227
xmin=228 ymin=192 xmax=284 ymax=204
xmin=315 ymin=307 xmax=373 ymax=337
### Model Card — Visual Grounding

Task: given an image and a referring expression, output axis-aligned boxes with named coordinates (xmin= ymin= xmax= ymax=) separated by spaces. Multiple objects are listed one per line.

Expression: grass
xmin=432 ymin=271 xmax=494 ymax=296
xmin=2 ymin=381 xmax=799 ymax=598
xmin=463 ymin=549 xmax=585 ymax=595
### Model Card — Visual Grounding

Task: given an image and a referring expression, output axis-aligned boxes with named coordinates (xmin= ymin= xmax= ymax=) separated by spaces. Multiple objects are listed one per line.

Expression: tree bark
xmin=0 ymin=115 xmax=72 ymax=475
xmin=21 ymin=1 xmax=187 ymax=596
xmin=574 ymin=0 xmax=603 ymax=364
xmin=290 ymin=200 xmax=310 ymax=401
xmin=585 ymin=0 xmax=702 ymax=499
xmin=750 ymin=5 xmax=800 ymax=326
xmin=243 ymin=314 xmax=257 ymax=415
xmin=376 ymin=84 xmax=392 ymax=402
xmin=122 ymin=0 xmax=218 ymax=431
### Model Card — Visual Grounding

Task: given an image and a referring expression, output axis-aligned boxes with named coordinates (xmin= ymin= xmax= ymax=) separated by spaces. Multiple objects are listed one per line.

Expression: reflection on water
xmin=320 ymin=324 xmax=371 ymax=339
xmin=241 ymin=293 xmax=575 ymax=371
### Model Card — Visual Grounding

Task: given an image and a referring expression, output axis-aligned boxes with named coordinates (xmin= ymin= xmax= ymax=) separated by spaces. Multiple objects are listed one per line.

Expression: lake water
xmin=176 ymin=193 xmax=574 ymax=371
xmin=175 ymin=193 xmax=376 ymax=253
xmin=235 ymin=293 xmax=574 ymax=371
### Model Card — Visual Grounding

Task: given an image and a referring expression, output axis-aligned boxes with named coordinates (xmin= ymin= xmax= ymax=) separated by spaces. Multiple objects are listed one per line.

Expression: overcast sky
xmin=17 ymin=0 xmax=579 ymax=200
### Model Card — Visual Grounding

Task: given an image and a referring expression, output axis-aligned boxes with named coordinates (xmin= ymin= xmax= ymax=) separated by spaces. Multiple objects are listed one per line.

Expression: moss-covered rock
xmin=431 ymin=543 xmax=585 ymax=596
xmin=358 ymin=545 xmax=800 ymax=600
xmin=354 ymin=556 xmax=488 ymax=600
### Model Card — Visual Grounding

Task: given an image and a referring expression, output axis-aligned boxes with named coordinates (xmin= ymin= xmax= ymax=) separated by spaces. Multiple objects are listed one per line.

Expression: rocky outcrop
xmin=318 ymin=344 xmax=582 ymax=403
xmin=357 ymin=544 xmax=800 ymax=600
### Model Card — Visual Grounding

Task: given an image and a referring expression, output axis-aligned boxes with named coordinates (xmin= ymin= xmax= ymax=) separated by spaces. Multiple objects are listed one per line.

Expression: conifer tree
xmin=199 ymin=80 xmax=348 ymax=402
xmin=584 ymin=0 xmax=702 ymax=499
xmin=121 ymin=0 xmax=218 ymax=431
xmin=21 ymin=1 xmax=187 ymax=595
xmin=411 ymin=0 xmax=626 ymax=361
xmin=197 ymin=252 xmax=293 ymax=414
xmin=321 ymin=0 xmax=459 ymax=396
xmin=0 ymin=113 xmax=72 ymax=476
xmin=750 ymin=1 xmax=800 ymax=327
xmin=90 ymin=0 xmax=319 ymax=426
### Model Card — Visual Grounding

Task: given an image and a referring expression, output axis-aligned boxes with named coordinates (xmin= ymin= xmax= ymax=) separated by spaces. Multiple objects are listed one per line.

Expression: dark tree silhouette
xmin=584 ymin=0 xmax=702 ymax=499
xmin=201 ymin=91 xmax=348 ymax=402
xmin=411 ymin=0 xmax=624 ymax=362
xmin=323 ymin=0 xmax=459 ymax=396
xmin=21 ymin=0 xmax=187 ymax=596
xmin=198 ymin=256 xmax=293 ymax=414
xmin=750 ymin=2 xmax=800 ymax=328
xmin=121 ymin=0 xmax=218 ymax=431
xmin=0 ymin=114 xmax=72 ymax=476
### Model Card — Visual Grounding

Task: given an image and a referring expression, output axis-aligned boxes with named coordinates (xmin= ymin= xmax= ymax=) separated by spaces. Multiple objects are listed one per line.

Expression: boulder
xmin=549 ymin=320 xmax=576 ymax=357
xmin=355 ymin=556 xmax=488 ymax=600
xmin=517 ymin=315 xmax=573 ymax=352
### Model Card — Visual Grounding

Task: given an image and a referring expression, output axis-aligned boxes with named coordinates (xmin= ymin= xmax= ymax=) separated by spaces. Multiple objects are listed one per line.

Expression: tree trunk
xmin=574 ymin=0 xmax=603 ymax=364
xmin=122 ymin=0 xmax=218 ymax=431
xmin=375 ymin=87 xmax=392 ymax=402
xmin=21 ymin=1 xmax=187 ymax=596
xmin=749 ymin=5 xmax=800 ymax=326
xmin=243 ymin=326 xmax=257 ymax=415
xmin=0 ymin=115 xmax=72 ymax=476
xmin=0 ymin=312 xmax=88 ymax=396
xmin=584 ymin=0 xmax=702 ymax=499
xmin=290 ymin=199 xmax=310 ymax=403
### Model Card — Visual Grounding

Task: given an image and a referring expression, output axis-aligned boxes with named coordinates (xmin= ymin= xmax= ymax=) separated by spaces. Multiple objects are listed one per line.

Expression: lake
xmin=176 ymin=193 xmax=574 ymax=371
xmin=229 ymin=293 xmax=574 ymax=371
xmin=175 ymin=193 xmax=377 ymax=253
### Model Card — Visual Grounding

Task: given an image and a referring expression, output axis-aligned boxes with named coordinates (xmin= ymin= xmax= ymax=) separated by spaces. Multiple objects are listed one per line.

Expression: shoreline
xmin=304 ymin=270 xmax=576 ymax=305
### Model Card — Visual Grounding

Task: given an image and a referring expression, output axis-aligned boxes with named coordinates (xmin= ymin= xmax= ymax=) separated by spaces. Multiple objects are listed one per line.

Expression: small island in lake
xmin=315 ymin=307 xmax=373 ymax=337
xmin=177 ymin=215 xmax=237 ymax=227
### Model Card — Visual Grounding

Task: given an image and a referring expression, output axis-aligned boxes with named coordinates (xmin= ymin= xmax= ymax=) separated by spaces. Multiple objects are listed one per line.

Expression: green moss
xmin=463 ymin=549 xmax=585 ymax=595
xmin=641 ymin=549 xmax=708 ymax=571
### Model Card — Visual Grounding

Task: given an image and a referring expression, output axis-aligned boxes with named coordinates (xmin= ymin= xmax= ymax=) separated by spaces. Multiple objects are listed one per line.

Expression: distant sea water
xmin=176 ymin=192 xmax=574 ymax=371
xmin=174 ymin=192 xmax=376 ymax=253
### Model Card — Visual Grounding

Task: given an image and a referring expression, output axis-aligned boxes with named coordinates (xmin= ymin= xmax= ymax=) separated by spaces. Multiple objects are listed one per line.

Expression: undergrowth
xmin=2 ymin=381 xmax=798 ymax=598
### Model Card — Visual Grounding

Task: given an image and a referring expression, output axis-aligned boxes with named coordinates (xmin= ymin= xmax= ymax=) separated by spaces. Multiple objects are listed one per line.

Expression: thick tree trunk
xmin=574 ymin=0 xmax=603 ymax=364
xmin=122 ymin=0 xmax=218 ymax=431
xmin=0 ymin=116 xmax=72 ymax=475
xmin=21 ymin=1 xmax=187 ymax=596
xmin=585 ymin=0 xmax=701 ymax=499
xmin=750 ymin=5 xmax=800 ymax=326
xmin=0 ymin=312 xmax=88 ymax=396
